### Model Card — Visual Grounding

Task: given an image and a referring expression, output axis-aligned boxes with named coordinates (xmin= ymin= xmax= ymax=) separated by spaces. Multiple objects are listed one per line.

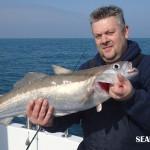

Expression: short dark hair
xmin=90 ymin=5 xmax=126 ymax=28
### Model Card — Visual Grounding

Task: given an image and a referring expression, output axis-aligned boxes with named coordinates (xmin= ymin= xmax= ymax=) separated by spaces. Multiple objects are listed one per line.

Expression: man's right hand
xmin=26 ymin=99 xmax=54 ymax=127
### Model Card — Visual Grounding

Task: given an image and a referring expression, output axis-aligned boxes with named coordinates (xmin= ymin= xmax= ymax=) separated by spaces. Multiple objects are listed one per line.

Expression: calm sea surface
xmin=0 ymin=38 xmax=150 ymax=136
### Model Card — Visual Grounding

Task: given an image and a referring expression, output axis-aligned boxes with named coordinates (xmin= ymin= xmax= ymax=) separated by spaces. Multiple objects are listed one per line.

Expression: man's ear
xmin=124 ymin=25 xmax=129 ymax=39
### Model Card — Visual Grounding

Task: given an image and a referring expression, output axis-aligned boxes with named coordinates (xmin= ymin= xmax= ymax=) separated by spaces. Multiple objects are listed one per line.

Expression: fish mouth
xmin=127 ymin=62 xmax=139 ymax=77
xmin=96 ymin=82 xmax=110 ymax=93
xmin=128 ymin=68 xmax=138 ymax=74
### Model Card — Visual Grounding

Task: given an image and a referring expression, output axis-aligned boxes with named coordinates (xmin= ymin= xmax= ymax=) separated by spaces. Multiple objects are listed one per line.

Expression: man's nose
xmin=100 ymin=35 xmax=109 ymax=44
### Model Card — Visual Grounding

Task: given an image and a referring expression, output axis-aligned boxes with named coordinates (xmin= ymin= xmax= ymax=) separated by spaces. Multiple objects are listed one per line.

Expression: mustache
xmin=100 ymin=41 xmax=113 ymax=49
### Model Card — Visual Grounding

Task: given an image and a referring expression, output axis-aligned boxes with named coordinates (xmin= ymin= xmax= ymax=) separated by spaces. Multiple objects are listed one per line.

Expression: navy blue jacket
xmin=44 ymin=40 xmax=150 ymax=150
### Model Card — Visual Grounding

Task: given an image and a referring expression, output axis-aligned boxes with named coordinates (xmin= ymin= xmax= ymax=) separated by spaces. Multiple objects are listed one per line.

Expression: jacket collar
xmin=120 ymin=40 xmax=141 ymax=61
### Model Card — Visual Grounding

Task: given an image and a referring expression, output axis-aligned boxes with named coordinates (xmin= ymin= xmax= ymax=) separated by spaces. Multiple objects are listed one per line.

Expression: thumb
xmin=117 ymin=73 xmax=126 ymax=83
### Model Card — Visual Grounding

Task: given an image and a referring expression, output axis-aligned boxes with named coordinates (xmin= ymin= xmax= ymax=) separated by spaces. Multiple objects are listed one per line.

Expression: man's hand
xmin=26 ymin=99 xmax=54 ymax=127
xmin=109 ymin=74 xmax=134 ymax=101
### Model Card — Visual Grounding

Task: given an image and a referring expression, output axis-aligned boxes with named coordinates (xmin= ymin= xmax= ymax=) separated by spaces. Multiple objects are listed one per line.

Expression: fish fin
xmin=52 ymin=65 xmax=73 ymax=75
xmin=96 ymin=104 xmax=102 ymax=112
xmin=13 ymin=72 xmax=49 ymax=89
xmin=0 ymin=117 xmax=14 ymax=125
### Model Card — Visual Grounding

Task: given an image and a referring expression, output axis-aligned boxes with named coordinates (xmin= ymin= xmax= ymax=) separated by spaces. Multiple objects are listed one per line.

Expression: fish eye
xmin=112 ymin=63 xmax=120 ymax=70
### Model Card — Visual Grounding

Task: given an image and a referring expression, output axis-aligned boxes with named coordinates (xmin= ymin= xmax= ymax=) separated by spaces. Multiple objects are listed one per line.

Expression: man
xmin=26 ymin=6 xmax=150 ymax=150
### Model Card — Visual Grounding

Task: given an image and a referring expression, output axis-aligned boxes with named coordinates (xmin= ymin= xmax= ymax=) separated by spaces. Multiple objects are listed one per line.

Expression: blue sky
xmin=0 ymin=0 xmax=150 ymax=38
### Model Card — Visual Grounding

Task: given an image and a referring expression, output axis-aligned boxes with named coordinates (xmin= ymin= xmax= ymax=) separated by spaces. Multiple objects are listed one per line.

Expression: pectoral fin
xmin=96 ymin=104 xmax=102 ymax=112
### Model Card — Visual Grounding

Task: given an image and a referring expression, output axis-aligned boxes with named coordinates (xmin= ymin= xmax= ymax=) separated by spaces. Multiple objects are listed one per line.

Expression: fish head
xmin=94 ymin=61 xmax=138 ymax=93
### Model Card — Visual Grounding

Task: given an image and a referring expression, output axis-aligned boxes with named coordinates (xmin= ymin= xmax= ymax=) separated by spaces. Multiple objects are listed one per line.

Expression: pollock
xmin=0 ymin=61 xmax=138 ymax=124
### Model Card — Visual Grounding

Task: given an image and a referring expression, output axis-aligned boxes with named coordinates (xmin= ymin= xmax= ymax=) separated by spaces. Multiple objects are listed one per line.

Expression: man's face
xmin=92 ymin=16 xmax=128 ymax=63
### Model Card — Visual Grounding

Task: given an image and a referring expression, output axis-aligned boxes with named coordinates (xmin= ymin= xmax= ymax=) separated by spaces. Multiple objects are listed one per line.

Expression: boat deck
xmin=0 ymin=123 xmax=83 ymax=150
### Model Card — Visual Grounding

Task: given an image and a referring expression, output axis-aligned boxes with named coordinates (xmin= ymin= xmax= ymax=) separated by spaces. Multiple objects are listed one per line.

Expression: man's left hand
xmin=109 ymin=74 xmax=134 ymax=101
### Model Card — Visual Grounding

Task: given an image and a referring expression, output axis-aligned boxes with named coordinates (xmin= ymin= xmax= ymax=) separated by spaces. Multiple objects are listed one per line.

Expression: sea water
xmin=0 ymin=38 xmax=150 ymax=136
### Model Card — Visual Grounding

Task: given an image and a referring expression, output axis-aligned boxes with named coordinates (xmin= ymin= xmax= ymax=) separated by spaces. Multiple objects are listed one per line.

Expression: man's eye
xmin=107 ymin=31 xmax=114 ymax=35
xmin=95 ymin=35 xmax=102 ymax=39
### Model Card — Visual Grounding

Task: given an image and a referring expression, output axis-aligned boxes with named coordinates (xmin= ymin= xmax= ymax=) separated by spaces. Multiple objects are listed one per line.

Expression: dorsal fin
xmin=51 ymin=65 xmax=73 ymax=75
xmin=13 ymin=72 xmax=49 ymax=89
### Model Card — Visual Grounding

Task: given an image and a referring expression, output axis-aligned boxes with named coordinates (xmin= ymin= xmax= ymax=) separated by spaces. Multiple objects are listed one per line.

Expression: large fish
xmin=0 ymin=61 xmax=138 ymax=124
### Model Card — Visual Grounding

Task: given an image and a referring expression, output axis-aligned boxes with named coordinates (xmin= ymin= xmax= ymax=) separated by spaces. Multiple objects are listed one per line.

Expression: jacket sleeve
xmin=43 ymin=111 xmax=81 ymax=132
xmin=122 ymin=59 xmax=150 ymax=132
